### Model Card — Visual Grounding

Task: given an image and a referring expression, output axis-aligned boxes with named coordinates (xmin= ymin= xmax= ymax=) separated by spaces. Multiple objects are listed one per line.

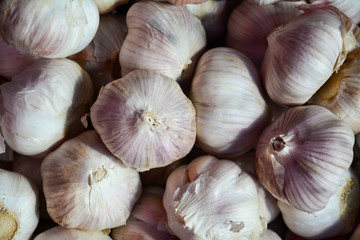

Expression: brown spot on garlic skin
xmin=0 ymin=207 xmax=17 ymax=240
xmin=339 ymin=177 xmax=359 ymax=226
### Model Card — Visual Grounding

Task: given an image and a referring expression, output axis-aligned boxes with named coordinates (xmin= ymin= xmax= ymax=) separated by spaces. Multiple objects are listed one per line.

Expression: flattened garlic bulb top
xmin=90 ymin=69 xmax=196 ymax=171
xmin=1 ymin=58 xmax=93 ymax=157
xmin=120 ymin=1 xmax=206 ymax=88
xmin=34 ymin=226 xmax=112 ymax=240
xmin=0 ymin=169 xmax=39 ymax=240
xmin=41 ymin=130 xmax=142 ymax=231
xmin=0 ymin=0 xmax=99 ymax=58
xmin=163 ymin=155 xmax=266 ymax=240
xmin=255 ymin=105 xmax=354 ymax=213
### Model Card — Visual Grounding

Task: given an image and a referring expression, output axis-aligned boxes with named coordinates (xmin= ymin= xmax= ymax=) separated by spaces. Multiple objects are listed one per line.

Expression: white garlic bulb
xmin=255 ymin=105 xmax=354 ymax=212
xmin=279 ymin=169 xmax=360 ymax=239
xmin=93 ymin=0 xmax=129 ymax=14
xmin=0 ymin=169 xmax=39 ymax=240
xmin=90 ymin=70 xmax=196 ymax=171
xmin=1 ymin=59 xmax=93 ymax=157
xmin=163 ymin=155 xmax=266 ymax=240
xmin=41 ymin=130 xmax=142 ymax=231
xmin=0 ymin=0 xmax=99 ymax=58
xmin=119 ymin=1 xmax=206 ymax=88
xmin=308 ymin=47 xmax=360 ymax=134
xmin=262 ymin=4 xmax=359 ymax=106
xmin=34 ymin=226 xmax=112 ymax=240
xmin=191 ymin=47 xmax=270 ymax=158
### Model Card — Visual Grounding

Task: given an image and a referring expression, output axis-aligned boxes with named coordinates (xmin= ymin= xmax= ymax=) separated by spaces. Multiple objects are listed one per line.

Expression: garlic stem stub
xmin=0 ymin=0 xmax=99 ymax=58
xmin=191 ymin=47 xmax=270 ymax=158
xmin=90 ymin=69 xmax=196 ymax=171
xmin=119 ymin=1 xmax=206 ymax=88
xmin=163 ymin=155 xmax=266 ymax=240
xmin=34 ymin=226 xmax=112 ymax=240
xmin=41 ymin=130 xmax=142 ymax=231
xmin=255 ymin=105 xmax=354 ymax=212
xmin=1 ymin=58 xmax=93 ymax=157
xmin=278 ymin=169 xmax=360 ymax=239
xmin=0 ymin=169 xmax=39 ymax=240
xmin=93 ymin=0 xmax=129 ymax=14
xmin=262 ymin=4 xmax=359 ymax=106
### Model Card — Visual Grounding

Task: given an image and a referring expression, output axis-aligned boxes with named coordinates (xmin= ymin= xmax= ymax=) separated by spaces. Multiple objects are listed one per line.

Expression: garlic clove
xmin=163 ymin=155 xmax=266 ymax=240
xmin=308 ymin=47 xmax=360 ymax=134
xmin=278 ymin=168 xmax=360 ymax=239
xmin=93 ymin=0 xmax=129 ymax=14
xmin=90 ymin=69 xmax=196 ymax=171
xmin=255 ymin=105 xmax=354 ymax=212
xmin=258 ymin=229 xmax=282 ymax=240
xmin=41 ymin=130 xmax=142 ymax=231
xmin=191 ymin=47 xmax=270 ymax=158
xmin=227 ymin=0 xmax=305 ymax=67
xmin=0 ymin=169 xmax=39 ymax=240
xmin=34 ymin=226 xmax=112 ymax=240
xmin=168 ymin=0 xmax=207 ymax=6
xmin=1 ymin=58 xmax=93 ymax=157
xmin=262 ymin=4 xmax=360 ymax=106
xmin=119 ymin=1 xmax=206 ymax=89
xmin=0 ymin=0 xmax=99 ymax=58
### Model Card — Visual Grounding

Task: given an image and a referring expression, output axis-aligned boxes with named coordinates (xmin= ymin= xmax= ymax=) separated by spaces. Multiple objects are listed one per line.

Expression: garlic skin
xmin=163 ymin=155 xmax=266 ymax=240
xmin=0 ymin=169 xmax=39 ymax=240
xmin=191 ymin=47 xmax=270 ymax=158
xmin=0 ymin=0 xmax=99 ymax=58
xmin=168 ymin=0 xmax=207 ymax=5
xmin=255 ymin=105 xmax=354 ymax=213
xmin=227 ymin=0 xmax=305 ymax=67
xmin=34 ymin=226 xmax=112 ymax=240
xmin=258 ymin=229 xmax=282 ymax=240
xmin=119 ymin=1 xmax=206 ymax=88
xmin=41 ymin=130 xmax=142 ymax=231
xmin=278 ymin=169 xmax=360 ymax=239
xmin=0 ymin=35 xmax=33 ymax=79
xmin=90 ymin=70 xmax=196 ymax=171
xmin=262 ymin=4 xmax=359 ymax=106
xmin=1 ymin=59 xmax=93 ymax=157
xmin=308 ymin=47 xmax=360 ymax=134
xmin=93 ymin=0 xmax=129 ymax=14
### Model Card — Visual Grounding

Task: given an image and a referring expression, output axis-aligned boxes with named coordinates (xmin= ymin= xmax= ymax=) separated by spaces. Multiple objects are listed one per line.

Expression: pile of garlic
xmin=0 ymin=0 xmax=360 ymax=239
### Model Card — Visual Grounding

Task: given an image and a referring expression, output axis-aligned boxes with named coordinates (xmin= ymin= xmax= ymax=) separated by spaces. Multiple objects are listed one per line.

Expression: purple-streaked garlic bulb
xmin=1 ymin=59 xmax=93 ymax=157
xmin=90 ymin=70 xmax=196 ymax=171
xmin=0 ymin=35 xmax=33 ymax=79
xmin=279 ymin=169 xmax=360 ymax=239
xmin=93 ymin=0 xmax=129 ymax=14
xmin=119 ymin=1 xmax=206 ymax=88
xmin=308 ymin=47 xmax=360 ymax=134
xmin=0 ymin=0 xmax=99 ymax=58
xmin=70 ymin=14 xmax=127 ymax=97
xmin=168 ymin=0 xmax=207 ymax=5
xmin=41 ymin=130 xmax=142 ymax=231
xmin=255 ymin=105 xmax=354 ymax=212
xmin=111 ymin=187 xmax=178 ymax=239
xmin=0 ymin=169 xmax=39 ymax=240
xmin=191 ymin=47 xmax=270 ymax=158
xmin=227 ymin=0 xmax=305 ymax=67
xmin=34 ymin=226 xmax=112 ymax=240
xmin=262 ymin=4 xmax=360 ymax=106
xmin=163 ymin=155 xmax=266 ymax=240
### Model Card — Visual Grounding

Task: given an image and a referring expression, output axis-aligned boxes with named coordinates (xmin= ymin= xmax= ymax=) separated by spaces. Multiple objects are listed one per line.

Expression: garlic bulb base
xmin=0 ymin=210 xmax=17 ymax=240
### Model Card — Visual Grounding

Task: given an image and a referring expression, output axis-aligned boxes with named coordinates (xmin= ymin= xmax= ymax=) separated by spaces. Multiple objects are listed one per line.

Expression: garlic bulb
xmin=168 ymin=0 xmax=207 ymax=5
xmin=258 ymin=229 xmax=282 ymax=240
xmin=41 ymin=130 xmax=141 ymax=231
xmin=112 ymin=187 xmax=177 ymax=239
xmin=350 ymin=224 xmax=360 ymax=240
xmin=70 ymin=14 xmax=127 ymax=97
xmin=191 ymin=47 xmax=270 ymax=158
xmin=308 ymin=47 xmax=360 ymax=134
xmin=34 ymin=226 xmax=112 ymax=240
xmin=0 ymin=35 xmax=33 ymax=79
xmin=119 ymin=1 xmax=206 ymax=88
xmin=0 ymin=169 xmax=39 ymax=240
xmin=279 ymin=169 xmax=360 ymax=239
xmin=0 ymin=0 xmax=99 ymax=58
xmin=93 ymin=0 xmax=129 ymax=14
xmin=255 ymin=105 xmax=354 ymax=212
xmin=163 ymin=155 xmax=266 ymax=240
xmin=262 ymin=4 xmax=360 ymax=106
xmin=90 ymin=70 xmax=196 ymax=171
xmin=227 ymin=0 xmax=305 ymax=67
xmin=1 ymin=59 xmax=93 ymax=157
